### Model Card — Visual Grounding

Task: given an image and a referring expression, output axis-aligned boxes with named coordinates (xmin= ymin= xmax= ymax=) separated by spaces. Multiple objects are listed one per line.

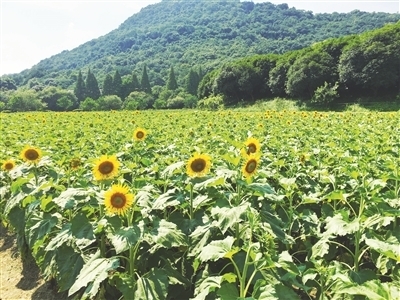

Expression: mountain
xmin=5 ymin=0 xmax=400 ymax=89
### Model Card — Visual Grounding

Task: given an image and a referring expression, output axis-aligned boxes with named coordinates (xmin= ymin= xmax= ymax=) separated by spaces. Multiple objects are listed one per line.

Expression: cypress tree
xmin=102 ymin=74 xmax=114 ymax=96
xmin=131 ymin=73 xmax=140 ymax=91
xmin=185 ymin=68 xmax=200 ymax=95
xmin=166 ymin=66 xmax=178 ymax=90
xmin=140 ymin=65 xmax=152 ymax=94
xmin=85 ymin=69 xmax=101 ymax=100
xmin=113 ymin=70 xmax=123 ymax=98
xmin=74 ymin=70 xmax=86 ymax=103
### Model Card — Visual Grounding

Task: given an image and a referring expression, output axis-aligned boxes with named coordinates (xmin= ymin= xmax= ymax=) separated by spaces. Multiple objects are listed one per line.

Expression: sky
xmin=1 ymin=0 xmax=399 ymax=76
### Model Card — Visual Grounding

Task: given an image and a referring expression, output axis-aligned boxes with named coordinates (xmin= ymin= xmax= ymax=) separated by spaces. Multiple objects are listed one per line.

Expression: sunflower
xmin=70 ymin=158 xmax=81 ymax=170
xmin=93 ymin=155 xmax=120 ymax=181
xmin=242 ymin=137 xmax=261 ymax=157
xmin=242 ymin=154 xmax=260 ymax=178
xmin=2 ymin=159 xmax=16 ymax=171
xmin=20 ymin=146 xmax=42 ymax=164
xmin=186 ymin=153 xmax=211 ymax=177
xmin=104 ymin=184 xmax=134 ymax=216
xmin=133 ymin=128 xmax=147 ymax=141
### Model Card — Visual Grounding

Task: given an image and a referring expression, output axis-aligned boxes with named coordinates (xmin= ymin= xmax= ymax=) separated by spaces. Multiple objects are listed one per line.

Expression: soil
xmin=0 ymin=225 xmax=67 ymax=300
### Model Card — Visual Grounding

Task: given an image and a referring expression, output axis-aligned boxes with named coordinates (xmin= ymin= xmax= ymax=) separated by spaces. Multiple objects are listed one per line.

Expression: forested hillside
xmin=2 ymin=0 xmax=400 ymax=90
xmin=198 ymin=21 xmax=400 ymax=107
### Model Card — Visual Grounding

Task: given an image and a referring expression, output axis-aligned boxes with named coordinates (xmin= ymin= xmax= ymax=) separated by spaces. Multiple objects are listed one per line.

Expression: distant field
xmin=1 ymin=110 xmax=399 ymax=299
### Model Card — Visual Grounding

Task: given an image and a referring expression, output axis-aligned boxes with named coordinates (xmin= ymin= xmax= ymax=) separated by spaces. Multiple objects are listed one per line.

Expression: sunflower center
xmin=99 ymin=161 xmax=114 ymax=175
xmin=136 ymin=131 xmax=144 ymax=139
xmin=245 ymin=159 xmax=257 ymax=173
xmin=5 ymin=163 xmax=14 ymax=170
xmin=247 ymin=143 xmax=256 ymax=154
xmin=110 ymin=193 xmax=126 ymax=209
xmin=191 ymin=158 xmax=206 ymax=172
xmin=25 ymin=149 xmax=39 ymax=160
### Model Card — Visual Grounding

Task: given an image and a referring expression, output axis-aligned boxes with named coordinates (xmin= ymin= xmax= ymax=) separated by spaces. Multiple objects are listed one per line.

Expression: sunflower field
xmin=0 ymin=110 xmax=399 ymax=300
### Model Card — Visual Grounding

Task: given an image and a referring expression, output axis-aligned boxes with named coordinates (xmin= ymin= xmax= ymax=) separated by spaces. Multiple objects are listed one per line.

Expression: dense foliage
xmin=2 ymin=0 xmax=399 ymax=91
xmin=199 ymin=22 xmax=400 ymax=106
xmin=1 ymin=110 xmax=399 ymax=299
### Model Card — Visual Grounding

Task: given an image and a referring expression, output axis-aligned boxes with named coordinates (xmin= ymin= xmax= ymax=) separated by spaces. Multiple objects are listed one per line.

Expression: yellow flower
xmin=2 ymin=159 xmax=16 ymax=171
xmin=243 ymin=137 xmax=261 ymax=156
xmin=20 ymin=146 xmax=42 ymax=164
xmin=93 ymin=155 xmax=120 ymax=181
xmin=104 ymin=184 xmax=134 ymax=216
xmin=242 ymin=154 xmax=260 ymax=178
xmin=186 ymin=153 xmax=211 ymax=177
xmin=70 ymin=158 xmax=81 ymax=170
xmin=133 ymin=128 xmax=147 ymax=141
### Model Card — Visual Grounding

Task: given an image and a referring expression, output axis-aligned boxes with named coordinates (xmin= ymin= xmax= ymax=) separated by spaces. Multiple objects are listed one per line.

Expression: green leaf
xmin=252 ymin=279 xmax=300 ymax=300
xmin=198 ymin=236 xmax=235 ymax=263
xmin=52 ymin=188 xmax=91 ymax=209
xmin=336 ymin=280 xmax=393 ymax=300
xmin=277 ymin=251 xmax=299 ymax=275
xmin=246 ymin=182 xmax=277 ymax=199
xmin=324 ymin=213 xmax=359 ymax=236
xmin=134 ymin=268 xmax=168 ymax=300
xmin=45 ymin=224 xmax=73 ymax=251
xmin=311 ymin=237 xmax=330 ymax=259
xmin=25 ymin=211 xmax=59 ymax=248
xmin=217 ymin=282 xmax=239 ymax=299
xmin=55 ymin=245 xmax=84 ymax=292
xmin=260 ymin=210 xmax=294 ymax=244
xmin=71 ymin=212 xmax=96 ymax=249
xmin=193 ymin=275 xmax=222 ymax=300
xmin=161 ymin=161 xmax=185 ymax=177
xmin=349 ymin=269 xmax=377 ymax=284
xmin=68 ymin=251 xmax=119 ymax=298
xmin=107 ymin=222 xmax=144 ymax=254
xmin=146 ymin=219 xmax=187 ymax=252
xmin=194 ymin=176 xmax=225 ymax=189
xmin=152 ymin=189 xmax=182 ymax=210
xmin=189 ymin=223 xmax=214 ymax=257
xmin=364 ymin=236 xmax=400 ymax=262
xmin=211 ymin=204 xmax=249 ymax=234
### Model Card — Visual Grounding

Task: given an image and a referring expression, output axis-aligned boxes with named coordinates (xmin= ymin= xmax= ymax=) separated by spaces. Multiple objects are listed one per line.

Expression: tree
xmin=112 ymin=70 xmax=123 ymax=98
xmin=85 ymin=69 xmax=101 ymax=100
xmin=102 ymin=74 xmax=114 ymax=96
xmin=312 ymin=82 xmax=339 ymax=106
xmin=124 ymin=91 xmax=154 ymax=110
xmin=185 ymin=69 xmax=200 ymax=95
xmin=166 ymin=66 xmax=178 ymax=90
xmin=57 ymin=96 xmax=74 ymax=111
xmin=79 ymin=97 xmax=98 ymax=111
xmin=39 ymin=86 xmax=77 ymax=111
xmin=98 ymin=95 xmax=123 ymax=110
xmin=74 ymin=70 xmax=86 ymax=103
xmin=140 ymin=65 xmax=152 ymax=94
xmin=8 ymin=89 xmax=46 ymax=111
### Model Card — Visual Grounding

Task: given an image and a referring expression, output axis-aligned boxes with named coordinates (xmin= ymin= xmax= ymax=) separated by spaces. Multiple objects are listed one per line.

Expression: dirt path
xmin=0 ymin=226 xmax=65 ymax=300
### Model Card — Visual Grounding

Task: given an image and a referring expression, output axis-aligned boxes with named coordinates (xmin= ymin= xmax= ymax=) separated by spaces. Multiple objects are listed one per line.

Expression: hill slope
xmin=6 ymin=0 xmax=400 ymax=89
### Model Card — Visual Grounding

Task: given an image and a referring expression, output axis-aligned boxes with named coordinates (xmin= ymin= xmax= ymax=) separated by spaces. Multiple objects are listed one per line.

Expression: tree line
xmin=0 ymin=65 xmax=203 ymax=112
xmin=198 ymin=21 xmax=400 ymax=106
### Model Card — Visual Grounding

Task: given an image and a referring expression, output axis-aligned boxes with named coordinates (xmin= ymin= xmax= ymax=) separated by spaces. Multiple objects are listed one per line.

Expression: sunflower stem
xmin=235 ymin=176 xmax=242 ymax=248
xmin=189 ymin=182 xmax=194 ymax=220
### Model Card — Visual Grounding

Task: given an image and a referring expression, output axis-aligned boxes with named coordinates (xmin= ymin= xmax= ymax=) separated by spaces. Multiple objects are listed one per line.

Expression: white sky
xmin=1 ymin=0 xmax=399 ymax=76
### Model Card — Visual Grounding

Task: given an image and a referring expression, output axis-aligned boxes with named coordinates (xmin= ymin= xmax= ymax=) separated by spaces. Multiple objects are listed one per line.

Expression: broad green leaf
xmin=311 ymin=237 xmax=330 ymax=259
xmin=146 ymin=219 xmax=187 ymax=252
xmin=324 ymin=213 xmax=359 ymax=236
xmin=110 ymin=272 xmax=134 ymax=300
xmin=134 ymin=268 xmax=168 ymax=300
xmin=68 ymin=251 xmax=119 ymax=298
xmin=52 ymin=188 xmax=92 ymax=209
xmin=71 ymin=212 xmax=96 ymax=249
xmin=217 ymin=282 xmax=239 ymax=300
xmin=349 ymin=269 xmax=377 ymax=284
xmin=161 ymin=161 xmax=185 ymax=177
xmin=211 ymin=204 xmax=249 ymax=234
xmin=194 ymin=176 xmax=225 ymax=189
xmin=252 ymin=279 xmax=300 ymax=300
xmin=198 ymin=236 xmax=235 ymax=263
xmin=336 ymin=280 xmax=393 ymax=300
xmin=152 ymin=188 xmax=183 ymax=210
xmin=189 ymin=223 xmax=214 ymax=257
xmin=364 ymin=236 xmax=400 ymax=262
xmin=192 ymin=194 xmax=213 ymax=210
xmin=260 ymin=210 xmax=294 ymax=244
xmin=107 ymin=222 xmax=144 ymax=254
xmin=45 ymin=224 xmax=73 ymax=251
xmin=193 ymin=275 xmax=222 ymax=300
xmin=25 ymin=211 xmax=59 ymax=248
xmin=56 ymin=245 xmax=84 ymax=292
xmin=277 ymin=251 xmax=299 ymax=275
xmin=247 ymin=182 xmax=277 ymax=198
